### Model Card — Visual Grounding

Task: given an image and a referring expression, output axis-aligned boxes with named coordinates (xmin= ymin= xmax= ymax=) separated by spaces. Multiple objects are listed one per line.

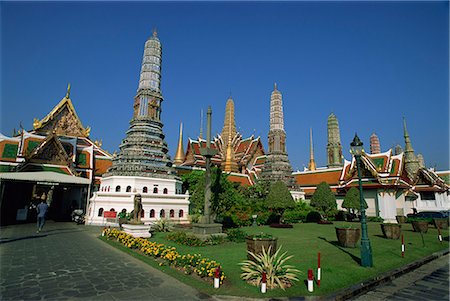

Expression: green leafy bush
xmin=167 ymin=231 xmax=206 ymax=246
xmin=226 ymin=228 xmax=248 ymax=242
xmin=367 ymin=216 xmax=384 ymax=222
xmin=306 ymin=211 xmax=322 ymax=223
xmin=150 ymin=218 xmax=173 ymax=232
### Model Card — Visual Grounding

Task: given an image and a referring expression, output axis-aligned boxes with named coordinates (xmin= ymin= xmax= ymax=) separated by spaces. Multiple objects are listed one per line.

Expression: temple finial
xmin=66 ymin=83 xmax=71 ymax=98
xmin=274 ymin=82 xmax=277 ymax=90
xmin=308 ymin=127 xmax=316 ymax=171
xmin=174 ymin=122 xmax=185 ymax=165
xmin=199 ymin=109 xmax=203 ymax=139
xmin=153 ymin=28 xmax=158 ymax=37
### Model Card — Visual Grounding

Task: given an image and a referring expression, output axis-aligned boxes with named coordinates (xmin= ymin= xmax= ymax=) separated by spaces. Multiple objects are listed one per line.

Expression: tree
xmin=342 ymin=187 xmax=367 ymax=214
xmin=266 ymin=181 xmax=295 ymax=223
xmin=310 ymin=182 xmax=337 ymax=217
xmin=181 ymin=167 xmax=244 ymax=218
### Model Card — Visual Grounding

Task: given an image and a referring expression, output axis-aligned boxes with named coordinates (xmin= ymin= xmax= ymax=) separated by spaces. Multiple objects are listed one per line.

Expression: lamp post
xmin=350 ymin=134 xmax=373 ymax=267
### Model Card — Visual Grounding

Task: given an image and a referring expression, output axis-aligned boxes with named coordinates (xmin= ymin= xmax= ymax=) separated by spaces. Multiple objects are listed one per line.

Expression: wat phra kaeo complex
xmin=0 ymin=31 xmax=448 ymax=225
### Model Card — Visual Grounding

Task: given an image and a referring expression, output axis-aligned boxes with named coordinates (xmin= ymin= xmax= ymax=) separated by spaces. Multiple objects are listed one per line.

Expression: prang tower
xmin=88 ymin=30 xmax=190 ymax=226
xmin=326 ymin=113 xmax=343 ymax=168
xmin=261 ymin=84 xmax=295 ymax=187
xmin=105 ymin=30 xmax=175 ymax=178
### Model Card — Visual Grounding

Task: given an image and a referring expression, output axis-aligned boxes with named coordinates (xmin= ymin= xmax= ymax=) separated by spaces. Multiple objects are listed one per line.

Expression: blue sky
xmin=1 ymin=1 xmax=449 ymax=170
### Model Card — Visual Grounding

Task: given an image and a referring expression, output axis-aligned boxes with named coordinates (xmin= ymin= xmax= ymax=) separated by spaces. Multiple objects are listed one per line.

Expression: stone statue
xmin=132 ymin=194 xmax=143 ymax=223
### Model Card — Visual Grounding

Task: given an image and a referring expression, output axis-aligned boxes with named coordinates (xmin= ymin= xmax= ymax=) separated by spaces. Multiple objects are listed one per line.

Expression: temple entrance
xmin=0 ymin=172 xmax=90 ymax=226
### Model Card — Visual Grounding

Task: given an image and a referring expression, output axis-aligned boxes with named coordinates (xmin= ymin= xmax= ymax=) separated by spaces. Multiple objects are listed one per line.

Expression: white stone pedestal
xmin=122 ymin=223 xmax=152 ymax=238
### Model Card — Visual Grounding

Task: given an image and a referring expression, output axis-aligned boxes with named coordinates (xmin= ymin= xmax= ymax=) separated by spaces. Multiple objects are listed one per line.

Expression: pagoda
xmin=87 ymin=30 xmax=189 ymax=226
xmin=260 ymin=83 xmax=296 ymax=188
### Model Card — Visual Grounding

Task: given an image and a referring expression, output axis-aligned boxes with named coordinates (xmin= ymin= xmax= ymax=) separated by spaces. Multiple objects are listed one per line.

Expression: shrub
xmin=266 ymin=181 xmax=295 ymax=222
xmin=226 ymin=228 xmax=248 ymax=242
xmin=208 ymin=234 xmax=226 ymax=245
xmin=220 ymin=215 xmax=238 ymax=229
xmin=310 ymin=182 xmax=337 ymax=217
xmin=367 ymin=216 xmax=384 ymax=222
xmin=306 ymin=211 xmax=322 ymax=223
xmin=239 ymin=245 xmax=300 ymax=290
xmin=151 ymin=218 xmax=173 ymax=232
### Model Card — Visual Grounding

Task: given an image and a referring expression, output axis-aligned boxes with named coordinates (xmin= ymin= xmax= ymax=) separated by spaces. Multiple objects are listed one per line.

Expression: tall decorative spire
xmin=105 ymin=31 xmax=175 ymax=179
xmin=308 ymin=127 xmax=316 ymax=171
xmin=65 ymin=83 xmax=71 ymax=99
xmin=326 ymin=113 xmax=343 ymax=168
xmin=199 ymin=109 xmax=203 ymax=139
xmin=403 ymin=118 xmax=420 ymax=180
xmin=133 ymin=30 xmax=163 ymax=121
xmin=174 ymin=122 xmax=185 ymax=165
xmin=261 ymin=83 xmax=295 ymax=187
xmin=221 ymin=97 xmax=237 ymax=150
xmin=221 ymin=97 xmax=238 ymax=172
xmin=370 ymin=132 xmax=381 ymax=154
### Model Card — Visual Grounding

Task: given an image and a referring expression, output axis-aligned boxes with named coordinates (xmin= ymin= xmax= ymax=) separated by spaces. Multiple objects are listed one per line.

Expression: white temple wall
xmin=87 ymin=176 xmax=189 ymax=226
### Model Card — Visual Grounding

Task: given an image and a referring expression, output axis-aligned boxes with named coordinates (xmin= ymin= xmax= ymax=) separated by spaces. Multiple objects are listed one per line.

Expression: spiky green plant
xmin=239 ymin=245 xmax=300 ymax=290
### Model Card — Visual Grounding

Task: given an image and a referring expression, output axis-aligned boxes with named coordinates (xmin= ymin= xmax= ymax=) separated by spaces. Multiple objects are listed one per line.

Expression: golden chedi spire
xmin=222 ymin=98 xmax=239 ymax=172
xmin=308 ymin=127 xmax=317 ymax=171
xmin=174 ymin=122 xmax=185 ymax=165
xmin=221 ymin=97 xmax=237 ymax=150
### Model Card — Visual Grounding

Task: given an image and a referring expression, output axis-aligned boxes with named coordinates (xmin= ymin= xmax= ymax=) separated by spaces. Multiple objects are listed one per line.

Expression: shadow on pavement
xmin=318 ymin=236 xmax=361 ymax=265
xmin=0 ymin=234 xmax=48 ymax=244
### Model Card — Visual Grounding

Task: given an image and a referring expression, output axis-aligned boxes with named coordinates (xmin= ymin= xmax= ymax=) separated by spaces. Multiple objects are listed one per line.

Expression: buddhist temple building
xmin=87 ymin=31 xmax=189 ymax=226
xmin=0 ymin=85 xmax=112 ymax=225
xmin=175 ymin=96 xmax=266 ymax=186
xmin=294 ymin=116 xmax=449 ymax=222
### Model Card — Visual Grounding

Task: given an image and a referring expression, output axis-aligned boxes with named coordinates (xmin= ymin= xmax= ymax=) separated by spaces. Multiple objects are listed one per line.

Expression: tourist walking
xmin=36 ymin=199 xmax=49 ymax=233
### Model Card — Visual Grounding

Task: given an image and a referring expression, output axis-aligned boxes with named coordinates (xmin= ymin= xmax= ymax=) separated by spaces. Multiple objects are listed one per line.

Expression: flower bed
xmin=102 ymin=228 xmax=225 ymax=284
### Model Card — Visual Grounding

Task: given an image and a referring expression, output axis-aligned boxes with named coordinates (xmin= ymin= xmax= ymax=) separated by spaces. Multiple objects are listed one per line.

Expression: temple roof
xmin=32 ymin=85 xmax=90 ymax=137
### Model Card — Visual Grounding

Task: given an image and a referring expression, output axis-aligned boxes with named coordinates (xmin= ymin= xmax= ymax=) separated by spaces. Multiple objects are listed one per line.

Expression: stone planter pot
xmin=381 ymin=223 xmax=401 ymax=239
xmin=335 ymin=227 xmax=360 ymax=248
xmin=433 ymin=218 xmax=449 ymax=230
xmin=396 ymin=215 xmax=407 ymax=224
xmin=245 ymin=236 xmax=278 ymax=260
xmin=411 ymin=221 xmax=429 ymax=233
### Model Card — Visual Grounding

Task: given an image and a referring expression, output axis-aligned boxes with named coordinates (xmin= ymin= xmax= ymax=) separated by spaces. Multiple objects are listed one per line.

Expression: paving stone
xmin=1 ymin=222 xmax=207 ymax=301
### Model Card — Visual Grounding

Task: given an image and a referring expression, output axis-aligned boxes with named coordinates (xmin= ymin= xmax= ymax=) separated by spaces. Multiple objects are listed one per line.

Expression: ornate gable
xmin=22 ymin=133 xmax=71 ymax=167
xmin=33 ymin=86 xmax=90 ymax=137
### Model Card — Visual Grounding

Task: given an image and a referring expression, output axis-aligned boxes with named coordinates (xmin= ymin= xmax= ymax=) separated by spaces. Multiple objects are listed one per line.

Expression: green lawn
xmin=102 ymin=222 xmax=449 ymax=298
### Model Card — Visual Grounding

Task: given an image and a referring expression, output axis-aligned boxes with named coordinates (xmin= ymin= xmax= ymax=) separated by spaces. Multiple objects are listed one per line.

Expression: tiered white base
xmin=122 ymin=224 xmax=152 ymax=238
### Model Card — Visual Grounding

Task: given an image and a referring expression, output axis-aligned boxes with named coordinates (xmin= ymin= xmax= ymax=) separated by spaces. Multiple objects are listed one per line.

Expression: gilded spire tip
xmin=66 ymin=83 xmax=71 ymax=98
xmin=153 ymin=28 xmax=158 ymax=37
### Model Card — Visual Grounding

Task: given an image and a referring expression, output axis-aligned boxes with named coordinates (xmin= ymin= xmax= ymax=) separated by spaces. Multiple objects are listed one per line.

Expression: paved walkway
xmin=0 ymin=221 xmax=212 ymax=301
xmin=351 ymin=253 xmax=449 ymax=301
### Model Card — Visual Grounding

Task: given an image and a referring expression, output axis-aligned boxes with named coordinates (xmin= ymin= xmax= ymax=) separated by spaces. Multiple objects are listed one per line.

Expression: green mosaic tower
xmin=326 ymin=113 xmax=343 ymax=168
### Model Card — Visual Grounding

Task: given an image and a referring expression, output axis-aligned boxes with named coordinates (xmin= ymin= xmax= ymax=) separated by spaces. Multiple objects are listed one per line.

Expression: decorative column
xmin=192 ymin=107 xmax=224 ymax=239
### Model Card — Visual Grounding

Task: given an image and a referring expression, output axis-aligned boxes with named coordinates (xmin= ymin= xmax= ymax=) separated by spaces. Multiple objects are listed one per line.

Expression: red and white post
xmin=317 ymin=252 xmax=321 ymax=287
xmin=214 ymin=267 xmax=220 ymax=288
xmin=401 ymin=234 xmax=405 ymax=258
xmin=261 ymin=272 xmax=267 ymax=293
xmin=307 ymin=269 xmax=314 ymax=293
xmin=438 ymin=227 xmax=443 ymax=243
